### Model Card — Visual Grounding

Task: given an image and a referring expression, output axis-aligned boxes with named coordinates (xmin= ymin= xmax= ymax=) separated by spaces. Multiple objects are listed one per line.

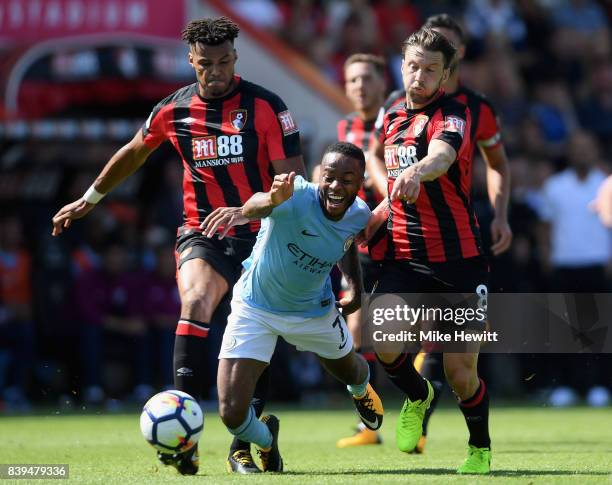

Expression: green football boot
xmin=457 ymin=445 xmax=491 ymax=474
xmin=396 ymin=380 xmax=434 ymax=453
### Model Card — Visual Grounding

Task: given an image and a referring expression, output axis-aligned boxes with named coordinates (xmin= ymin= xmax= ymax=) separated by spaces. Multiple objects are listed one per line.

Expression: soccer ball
xmin=139 ymin=390 xmax=204 ymax=454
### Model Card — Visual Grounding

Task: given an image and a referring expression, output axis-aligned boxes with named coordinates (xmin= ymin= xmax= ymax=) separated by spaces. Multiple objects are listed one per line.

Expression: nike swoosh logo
xmin=301 ymin=230 xmax=318 ymax=237
xmin=361 ymin=416 xmax=379 ymax=429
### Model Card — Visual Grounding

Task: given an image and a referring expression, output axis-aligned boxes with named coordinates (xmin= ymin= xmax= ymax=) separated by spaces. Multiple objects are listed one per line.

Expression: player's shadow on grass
xmin=282 ymin=468 xmax=611 ymax=477
xmin=488 ymin=470 xmax=611 ymax=477
xmin=505 ymin=439 xmax=606 ymax=447
xmin=502 ymin=449 xmax=608 ymax=454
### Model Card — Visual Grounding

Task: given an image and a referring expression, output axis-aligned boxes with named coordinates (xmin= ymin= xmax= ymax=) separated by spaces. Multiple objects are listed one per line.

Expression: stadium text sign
xmin=0 ymin=0 xmax=184 ymax=42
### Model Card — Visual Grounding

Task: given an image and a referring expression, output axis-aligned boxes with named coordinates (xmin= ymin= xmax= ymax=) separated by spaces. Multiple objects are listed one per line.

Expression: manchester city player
xmin=214 ymin=142 xmax=384 ymax=473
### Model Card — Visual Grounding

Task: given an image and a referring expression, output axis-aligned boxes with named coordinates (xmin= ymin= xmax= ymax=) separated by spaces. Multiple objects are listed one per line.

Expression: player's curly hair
xmin=402 ymin=28 xmax=456 ymax=69
xmin=324 ymin=142 xmax=366 ymax=173
xmin=181 ymin=17 xmax=240 ymax=46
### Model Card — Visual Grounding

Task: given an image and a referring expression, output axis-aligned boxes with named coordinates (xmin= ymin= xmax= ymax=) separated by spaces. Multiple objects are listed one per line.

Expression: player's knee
xmin=180 ymin=286 xmax=214 ymax=322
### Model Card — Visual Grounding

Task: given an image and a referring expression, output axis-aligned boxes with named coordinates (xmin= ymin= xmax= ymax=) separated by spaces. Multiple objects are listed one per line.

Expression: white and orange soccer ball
xmin=139 ymin=390 xmax=204 ymax=454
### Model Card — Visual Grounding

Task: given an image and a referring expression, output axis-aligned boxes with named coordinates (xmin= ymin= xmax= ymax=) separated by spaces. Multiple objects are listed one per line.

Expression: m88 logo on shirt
xmin=384 ymin=144 xmax=419 ymax=177
xmin=192 ymin=135 xmax=244 ymax=164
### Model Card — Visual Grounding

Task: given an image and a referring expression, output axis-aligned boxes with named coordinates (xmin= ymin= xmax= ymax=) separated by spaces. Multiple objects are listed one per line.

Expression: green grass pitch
xmin=1 ymin=406 xmax=611 ymax=484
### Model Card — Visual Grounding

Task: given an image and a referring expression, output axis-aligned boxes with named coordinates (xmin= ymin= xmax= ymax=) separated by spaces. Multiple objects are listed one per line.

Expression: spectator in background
xmin=537 ymin=131 xmax=611 ymax=407
xmin=75 ymin=240 xmax=152 ymax=405
xmin=538 ymin=131 xmax=611 ymax=286
xmin=0 ymin=216 xmax=35 ymax=411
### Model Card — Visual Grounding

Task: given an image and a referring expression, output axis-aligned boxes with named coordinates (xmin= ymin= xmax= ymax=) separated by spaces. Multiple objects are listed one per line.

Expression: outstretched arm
xmin=356 ymin=197 xmax=389 ymax=247
xmin=51 ymin=130 xmax=154 ymax=236
xmin=242 ymin=172 xmax=296 ymax=219
xmin=390 ymin=139 xmax=456 ymax=203
xmin=200 ymin=156 xmax=306 ymax=238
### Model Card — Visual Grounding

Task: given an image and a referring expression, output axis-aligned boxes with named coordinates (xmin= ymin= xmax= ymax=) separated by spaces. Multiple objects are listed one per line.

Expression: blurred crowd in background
xmin=1 ymin=0 xmax=612 ymax=412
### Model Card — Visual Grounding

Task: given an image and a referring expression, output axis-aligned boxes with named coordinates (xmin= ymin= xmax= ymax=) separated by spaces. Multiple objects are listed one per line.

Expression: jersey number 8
xmin=218 ymin=135 xmax=243 ymax=156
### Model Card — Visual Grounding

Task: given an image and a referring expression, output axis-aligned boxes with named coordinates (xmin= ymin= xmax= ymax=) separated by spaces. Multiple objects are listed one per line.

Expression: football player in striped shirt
xmin=51 ymin=16 xmax=306 ymax=475
xmin=362 ymin=28 xmax=496 ymax=474
xmin=410 ymin=13 xmax=512 ymax=458
xmin=364 ymin=15 xmax=512 ymax=471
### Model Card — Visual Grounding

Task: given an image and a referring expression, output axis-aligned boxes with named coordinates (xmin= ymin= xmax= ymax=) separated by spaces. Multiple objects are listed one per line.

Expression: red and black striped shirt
xmin=381 ymin=93 xmax=481 ymax=262
xmin=142 ymin=76 xmax=301 ymax=238
xmin=376 ymin=86 xmax=502 ymax=161
xmin=452 ymin=85 xmax=502 ymax=154
xmin=337 ymin=112 xmax=377 ymax=154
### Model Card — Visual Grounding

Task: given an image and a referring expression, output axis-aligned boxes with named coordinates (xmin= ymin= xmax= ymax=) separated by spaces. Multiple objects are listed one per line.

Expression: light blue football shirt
xmin=238 ymin=175 xmax=371 ymax=317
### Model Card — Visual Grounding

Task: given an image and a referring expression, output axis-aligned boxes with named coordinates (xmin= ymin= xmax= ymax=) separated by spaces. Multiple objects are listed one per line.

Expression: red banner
xmin=0 ymin=0 xmax=185 ymax=42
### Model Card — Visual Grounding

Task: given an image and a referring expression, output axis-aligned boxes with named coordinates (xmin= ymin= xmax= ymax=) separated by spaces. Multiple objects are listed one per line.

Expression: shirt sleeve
xmin=358 ymin=205 xmax=373 ymax=231
xmin=141 ymin=102 xmax=169 ymax=149
xmin=270 ymin=175 xmax=309 ymax=219
xmin=263 ymin=95 xmax=302 ymax=161
xmin=430 ymin=102 xmax=467 ymax=153
xmin=477 ymin=101 xmax=502 ymax=149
